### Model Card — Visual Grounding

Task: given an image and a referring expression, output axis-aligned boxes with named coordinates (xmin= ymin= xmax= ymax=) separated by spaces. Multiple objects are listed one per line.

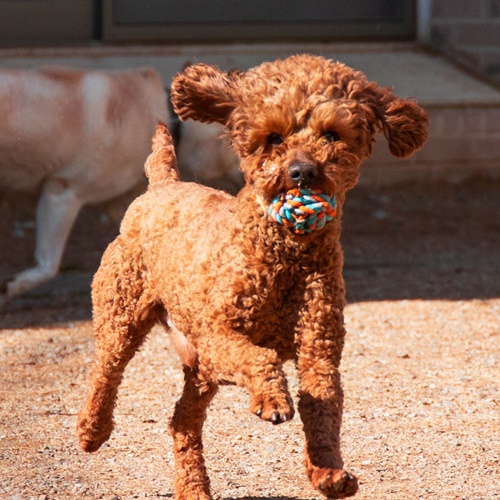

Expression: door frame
xmin=101 ymin=0 xmax=417 ymax=43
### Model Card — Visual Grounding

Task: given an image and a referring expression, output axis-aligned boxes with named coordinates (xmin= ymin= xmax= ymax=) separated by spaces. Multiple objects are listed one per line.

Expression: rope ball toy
xmin=267 ymin=188 xmax=337 ymax=234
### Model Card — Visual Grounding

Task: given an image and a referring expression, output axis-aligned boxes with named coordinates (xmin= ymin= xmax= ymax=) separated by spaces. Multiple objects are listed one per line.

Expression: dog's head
xmin=171 ymin=54 xmax=428 ymax=205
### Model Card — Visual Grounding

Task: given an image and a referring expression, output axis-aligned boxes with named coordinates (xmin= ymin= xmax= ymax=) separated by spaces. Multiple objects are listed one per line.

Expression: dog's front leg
xmin=296 ymin=293 xmax=358 ymax=499
xmin=1 ymin=177 xmax=83 ymax=304
xmin=196 ymin=325 xmax=294 ymax=424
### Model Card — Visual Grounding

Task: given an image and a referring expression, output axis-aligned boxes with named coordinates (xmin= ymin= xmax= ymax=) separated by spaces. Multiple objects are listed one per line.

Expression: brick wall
xmin=430 ymin=0 xmax=500 ymax=86
xmin=365 ymin=104 xmax=500 ymax=185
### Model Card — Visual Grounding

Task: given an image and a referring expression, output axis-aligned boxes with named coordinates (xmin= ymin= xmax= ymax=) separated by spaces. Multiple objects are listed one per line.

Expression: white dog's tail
xmin=144 ymin=121 xmax=180 ymax=186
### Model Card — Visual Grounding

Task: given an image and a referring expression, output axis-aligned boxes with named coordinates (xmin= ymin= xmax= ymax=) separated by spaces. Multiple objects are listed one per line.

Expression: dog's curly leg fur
xmin=196 ymin=327 xmax=294 ymax=424
xmin=77 ymin=238 xmax=158 ymax=452
xmin=296 ymin=276 xmax=359 ymax=498
xmin=170 ymin=367 xmax=217 ymax=500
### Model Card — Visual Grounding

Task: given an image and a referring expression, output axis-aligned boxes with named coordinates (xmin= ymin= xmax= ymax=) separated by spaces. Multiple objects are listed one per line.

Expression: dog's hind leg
xmin=77 ymin=238 xmax=158 ymax=453
xmin=169 ymin=367 xmax=217 ymax=500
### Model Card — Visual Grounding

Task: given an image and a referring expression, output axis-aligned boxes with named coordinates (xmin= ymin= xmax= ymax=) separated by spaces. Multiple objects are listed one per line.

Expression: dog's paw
xmin=311 ymin=468 xmax=358 ymax=499
xmin=76 ymin=412 xmax=113 ymax=453
xmin=251 ymin=392 xmax=295 ymax=425
xmin=175 ymin=490 xmax=212 ymax=500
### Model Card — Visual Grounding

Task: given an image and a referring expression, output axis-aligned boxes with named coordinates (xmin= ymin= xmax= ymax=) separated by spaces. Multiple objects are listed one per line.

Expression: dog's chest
xmin=230 ymin=270 xmax=308 ymax=356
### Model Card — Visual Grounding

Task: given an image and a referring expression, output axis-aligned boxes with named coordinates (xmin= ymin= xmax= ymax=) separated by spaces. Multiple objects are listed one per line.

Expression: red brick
xmin=487 ymin=0 xmax=500 ymax=17
xmin=482 ymin=54 xmax=500 ymax=84
xmin=463 ymin=107 xmax=488 ymax=134
xmin=432 ymin=0 xmax=482 ymax=18
xmin=430 ymin=109 xmax=465 ymax=136
xmin=417 ymin=137 xmax=500 ymax=162
xmin=459 ymin=23 xmax=500 ymax=47
xmin=368 ymin=140 xmax=399 ymax=164
xmin=485 ymin=107 xmax=500 ymax=132
xmin=453 ymin=47 xmax=484 ymax=70
xmin=427 ymin=109 xmax=445 ymax=137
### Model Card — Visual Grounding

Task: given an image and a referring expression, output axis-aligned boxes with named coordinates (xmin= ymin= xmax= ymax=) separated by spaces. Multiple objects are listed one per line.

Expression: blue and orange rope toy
xmin=266 ymin=188 xmax=337 ymax=234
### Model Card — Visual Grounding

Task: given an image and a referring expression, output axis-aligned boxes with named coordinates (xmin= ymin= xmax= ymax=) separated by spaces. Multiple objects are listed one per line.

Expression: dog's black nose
xmin=288 ymin=162 xmax=318 ymax=185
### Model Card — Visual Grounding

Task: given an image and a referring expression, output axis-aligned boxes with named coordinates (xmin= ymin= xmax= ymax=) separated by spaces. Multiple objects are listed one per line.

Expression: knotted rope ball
xmin=267 ymin=188 xmax=337 ymax=234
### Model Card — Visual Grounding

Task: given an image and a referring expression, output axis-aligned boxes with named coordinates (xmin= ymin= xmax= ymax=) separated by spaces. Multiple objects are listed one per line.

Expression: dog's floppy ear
xmin=370 ymin=86 xmax=428 ymax=158
xmin=170 ymin=63 xmax=237 ymax=125
xmin=378 ymin=89 xmax=429 ymax=158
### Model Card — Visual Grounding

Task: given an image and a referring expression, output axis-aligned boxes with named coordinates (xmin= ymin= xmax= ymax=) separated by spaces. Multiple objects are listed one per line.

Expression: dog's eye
xmin=267 ymin=133 xmax=284 ymax=146
xmin=322 ymin=131 xmax=340 ymax=143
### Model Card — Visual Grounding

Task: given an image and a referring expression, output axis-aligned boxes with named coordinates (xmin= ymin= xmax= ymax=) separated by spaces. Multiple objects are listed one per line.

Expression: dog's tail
xmin=144 ymin=121 xmax=180 ymax=187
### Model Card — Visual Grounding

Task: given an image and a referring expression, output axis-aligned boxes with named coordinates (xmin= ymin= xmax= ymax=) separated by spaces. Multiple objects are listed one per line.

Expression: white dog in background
xmin=0 ymin=66 xmax=168 ymax=305
xmin=176 ymin=120 xmax=240 ymax=193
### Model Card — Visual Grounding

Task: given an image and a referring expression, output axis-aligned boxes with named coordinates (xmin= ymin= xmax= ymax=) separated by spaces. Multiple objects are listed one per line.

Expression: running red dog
xmin=78 ymin=54 xmax=428 ymax=499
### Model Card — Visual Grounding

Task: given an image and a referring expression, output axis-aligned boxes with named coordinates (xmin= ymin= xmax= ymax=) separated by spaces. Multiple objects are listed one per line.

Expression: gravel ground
xmin=1 ymin=177 xmax=499 ymax=500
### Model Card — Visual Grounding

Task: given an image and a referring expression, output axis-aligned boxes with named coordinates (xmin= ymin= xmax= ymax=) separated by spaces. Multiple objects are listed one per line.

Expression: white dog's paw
xmin=1 ymin=266 xmax=55 ymax=303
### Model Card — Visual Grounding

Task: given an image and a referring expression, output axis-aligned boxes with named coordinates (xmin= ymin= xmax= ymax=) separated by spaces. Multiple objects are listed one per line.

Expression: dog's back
xmin=121 ymin=123 xmax=236 ymax=291
xmin=0 ymin=66 xmax=167 ymax=201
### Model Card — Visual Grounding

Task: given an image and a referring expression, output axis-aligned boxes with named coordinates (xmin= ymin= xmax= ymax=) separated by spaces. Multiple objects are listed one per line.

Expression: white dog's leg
xmin=1 ymin=177 xmax=83 ymax=304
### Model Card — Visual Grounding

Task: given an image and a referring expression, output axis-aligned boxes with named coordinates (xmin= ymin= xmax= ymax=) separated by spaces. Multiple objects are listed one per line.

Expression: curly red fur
xmin=144 ymin=121 xmax=180 ymax=186
xmin=171 ymin=63 xmax=237 ymax=124
xmin=78 ymin=54 xmax=428 ymax=499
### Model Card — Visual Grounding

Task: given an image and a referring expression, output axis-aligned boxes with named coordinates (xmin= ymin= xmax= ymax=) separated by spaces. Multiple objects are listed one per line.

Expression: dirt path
xmin=1 ymin=178 xmax=499 ymax=499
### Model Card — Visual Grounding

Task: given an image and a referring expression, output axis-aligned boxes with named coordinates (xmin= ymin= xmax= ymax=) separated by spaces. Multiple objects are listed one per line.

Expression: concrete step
xmin=348 ymin=48 xmax=500 ymax=184
xmin=1 ymin=42 xmax=499 ymax=184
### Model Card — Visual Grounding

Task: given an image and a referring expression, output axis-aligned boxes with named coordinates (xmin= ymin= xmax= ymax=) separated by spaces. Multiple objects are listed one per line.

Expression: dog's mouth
xmin=256 ymin=187 xmax=337 ymax=235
